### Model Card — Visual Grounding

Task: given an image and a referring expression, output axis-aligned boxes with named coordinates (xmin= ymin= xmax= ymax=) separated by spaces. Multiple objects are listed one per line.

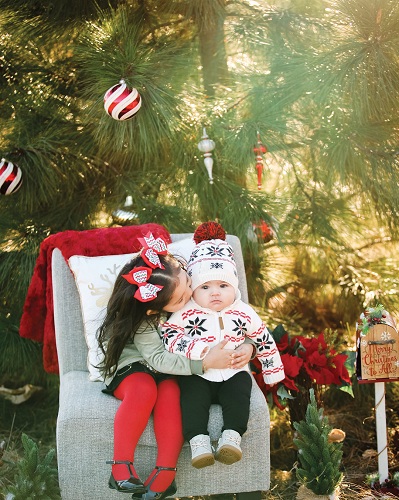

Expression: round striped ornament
xmin=104 ymin=80 xmax=142 ymax=121
xmin=0 ymin=158 xmax=23 ymax=195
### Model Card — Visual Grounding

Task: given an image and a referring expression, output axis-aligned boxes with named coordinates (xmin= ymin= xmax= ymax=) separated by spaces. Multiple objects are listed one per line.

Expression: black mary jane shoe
xmin=106 ymin=460 xmax=146 ymax=494
xmin=133 ymin=466 xmax=177 ymax=500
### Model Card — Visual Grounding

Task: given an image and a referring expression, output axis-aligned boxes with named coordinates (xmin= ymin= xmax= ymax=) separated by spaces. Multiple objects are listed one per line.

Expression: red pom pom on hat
xmin=193 ymin=221 xmax=226 ymax=244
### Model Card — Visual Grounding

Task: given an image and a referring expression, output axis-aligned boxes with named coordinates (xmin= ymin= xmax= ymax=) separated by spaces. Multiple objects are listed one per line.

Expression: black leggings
xmin=178 ymin=371 xmax=252 ymax=442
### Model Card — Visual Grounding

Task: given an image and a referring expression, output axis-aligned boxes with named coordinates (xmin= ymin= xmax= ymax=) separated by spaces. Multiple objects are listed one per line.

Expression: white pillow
xmin=67 ymin=239 xmax=195 ymax=382
xmin=167 ymin=238 xmax=195 ymax=262
xmin=68 ymin=253 xmax=135 ymax=381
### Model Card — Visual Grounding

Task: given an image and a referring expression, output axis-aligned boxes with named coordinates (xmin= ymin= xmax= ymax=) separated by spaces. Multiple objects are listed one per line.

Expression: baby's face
xmin=192 ymin=280 xmax=235 ymax=312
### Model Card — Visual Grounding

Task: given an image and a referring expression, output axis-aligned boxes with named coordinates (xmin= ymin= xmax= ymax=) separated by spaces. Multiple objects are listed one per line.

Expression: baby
xmin=161 ymin=222 xmax=285 ymax=468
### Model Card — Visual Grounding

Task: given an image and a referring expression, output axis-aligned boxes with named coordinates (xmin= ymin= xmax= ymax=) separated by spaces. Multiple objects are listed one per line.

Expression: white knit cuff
xmin=262 ymin=371 xmax=285 ymax=386
xmin=188 ymin=341 xmax=210 ymax=360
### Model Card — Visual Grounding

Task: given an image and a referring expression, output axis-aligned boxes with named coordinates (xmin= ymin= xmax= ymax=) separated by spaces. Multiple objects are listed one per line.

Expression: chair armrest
xmin=52 ymin=248 xmax=89 ymax=376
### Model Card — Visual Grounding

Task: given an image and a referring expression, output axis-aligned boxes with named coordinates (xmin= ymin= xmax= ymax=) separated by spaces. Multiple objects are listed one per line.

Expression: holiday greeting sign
xmin=355 ymin=305 xmax=397 ymax=484
xmin=357 ymin=310 xmax=399 ymax=382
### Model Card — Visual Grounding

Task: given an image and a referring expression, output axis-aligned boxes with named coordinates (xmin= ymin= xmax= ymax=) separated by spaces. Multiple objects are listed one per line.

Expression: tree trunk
xmin=198 ymin=7 xmax=229 ymax=97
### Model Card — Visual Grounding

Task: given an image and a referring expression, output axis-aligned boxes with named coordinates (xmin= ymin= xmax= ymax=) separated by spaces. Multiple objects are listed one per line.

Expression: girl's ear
xmin=146 ymin=309 xmax=158 ymax=316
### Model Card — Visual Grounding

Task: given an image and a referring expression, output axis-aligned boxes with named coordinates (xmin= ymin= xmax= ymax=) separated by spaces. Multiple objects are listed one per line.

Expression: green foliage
xmin=0 ymin=322 xmax=44 ymax=387
xmin=293 ymin=389 xmax=343 ymax=495
xmin=359 ymin=303 xmax=385 ymax=334
xmin=0 ymin=434 xmax=60 ymax=500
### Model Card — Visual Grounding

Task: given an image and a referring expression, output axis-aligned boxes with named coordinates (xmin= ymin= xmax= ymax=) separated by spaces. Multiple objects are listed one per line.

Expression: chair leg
xmin=236 ymin=491 xmax=262 ymax=500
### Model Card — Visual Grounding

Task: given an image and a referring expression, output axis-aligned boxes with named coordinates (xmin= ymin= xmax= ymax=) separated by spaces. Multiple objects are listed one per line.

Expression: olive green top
xmin=104 ymin=319 xmax=203 ymax=386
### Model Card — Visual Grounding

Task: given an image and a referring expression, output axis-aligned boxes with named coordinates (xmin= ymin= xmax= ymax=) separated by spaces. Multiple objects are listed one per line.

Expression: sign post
xmin=374 ymin=382 xmax=389 ymax=482
xmin=356 ymin=307 xmax=399 ymax=483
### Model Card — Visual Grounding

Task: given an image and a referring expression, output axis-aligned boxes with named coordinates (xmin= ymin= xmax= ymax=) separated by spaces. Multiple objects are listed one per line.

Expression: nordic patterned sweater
xmin=160 ymin=294 xmax=285 ymax=385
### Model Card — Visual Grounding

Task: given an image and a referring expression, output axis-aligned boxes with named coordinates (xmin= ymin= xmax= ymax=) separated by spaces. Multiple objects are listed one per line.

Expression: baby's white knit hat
xmin=187 ymin=221 xmax=238 ymax=292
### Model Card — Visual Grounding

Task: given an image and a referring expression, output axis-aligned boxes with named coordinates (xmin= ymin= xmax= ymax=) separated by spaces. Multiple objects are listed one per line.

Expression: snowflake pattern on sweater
xmin=161 ymin=298 xmax=285 ymax=384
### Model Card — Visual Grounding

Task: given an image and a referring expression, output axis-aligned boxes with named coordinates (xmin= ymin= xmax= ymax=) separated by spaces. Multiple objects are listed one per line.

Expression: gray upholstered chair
xmin=52 ymin=233 xmax=270 ymax=500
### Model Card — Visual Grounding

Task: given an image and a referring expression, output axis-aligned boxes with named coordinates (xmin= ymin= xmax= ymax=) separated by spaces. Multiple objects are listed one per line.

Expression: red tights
xmin=112 ymin=373 xmax=184 ymax=492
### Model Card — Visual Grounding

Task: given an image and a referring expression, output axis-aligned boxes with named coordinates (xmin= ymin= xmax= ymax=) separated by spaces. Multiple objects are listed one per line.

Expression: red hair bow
xmin=121 ymin=232 xmax=168 ymax=302
xmin=122 ymin=266 xmax=164 ymax=303
xmin=138 ymin=232 xmax=168 ymax=269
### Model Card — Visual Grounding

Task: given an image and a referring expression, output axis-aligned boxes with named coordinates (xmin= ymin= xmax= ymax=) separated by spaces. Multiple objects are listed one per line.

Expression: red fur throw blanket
xmin=19 ymin=223 xmax=171 ymax=374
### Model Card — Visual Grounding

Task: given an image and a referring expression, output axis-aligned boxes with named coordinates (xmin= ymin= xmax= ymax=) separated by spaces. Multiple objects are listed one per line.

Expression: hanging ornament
xmin=104 ymin=80 xmax=142 ymax=121
xmin=197 ymin=127 xmax=215 ymax=184
xmin=253 ymin=132 xmax=267 ymax=190
xmin=248 ymin=217 xmax=277 ymax=244
xmin=252 ymin=220 xmax=274 ymax=243
xmin=0 ymin=158 xmax=23 ymax=195
xmin=112 ymin=195 xmax=140 ymax=225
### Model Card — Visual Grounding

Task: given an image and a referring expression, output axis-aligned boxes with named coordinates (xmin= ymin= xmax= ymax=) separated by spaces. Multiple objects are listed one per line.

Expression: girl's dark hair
xmin=97 ymin=252 xmax=183 ymax=378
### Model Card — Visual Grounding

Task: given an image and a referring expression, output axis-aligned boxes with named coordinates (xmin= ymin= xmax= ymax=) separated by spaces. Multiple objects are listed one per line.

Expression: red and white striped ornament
xmin=0 ymin=158 xmax=23 ymax=195
xmin=104 ymin=79 xmax=142 ymax=121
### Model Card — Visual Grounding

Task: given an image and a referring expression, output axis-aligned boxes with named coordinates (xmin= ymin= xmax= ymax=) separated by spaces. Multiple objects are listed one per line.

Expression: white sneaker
xmin=189 ymin=434 xmax=215 ymax=469
xmin=215 ymin=429 xmax=242 ymax=465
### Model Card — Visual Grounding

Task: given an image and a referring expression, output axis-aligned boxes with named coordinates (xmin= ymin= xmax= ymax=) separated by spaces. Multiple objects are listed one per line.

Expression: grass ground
xmin=1 ymin=375 xmax=399 ymax=499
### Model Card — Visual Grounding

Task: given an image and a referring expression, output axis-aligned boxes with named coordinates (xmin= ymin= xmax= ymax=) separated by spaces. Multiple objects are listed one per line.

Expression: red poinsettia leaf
xmin=298 ymin=336 xmax=312 ymax=352
xmin=317 ymin=332 xmax=328 ymax=350
xmin=281 ymin=352 xmax=303 ymax=378
xmin=301 ymin=338 xmax=316 ymax=355
xmin=306 ymin=350 xmax=328 ymax=367
xmin=304 ymin=364 xmax=336 ymax=385
xmin=302 ymin=333 xmax=328 ymax=356
xmin=331 ymin=353 xmax=351 ymax=383
xmin=281 ymin=377 xmax=300 ymax=391
xmin=277 ymin=333 xmax=289 ymax=351
xmin=321 ymin=370 xmax=336 ymax=385
xmin=264 ymin=378 xmax=299 ymax=393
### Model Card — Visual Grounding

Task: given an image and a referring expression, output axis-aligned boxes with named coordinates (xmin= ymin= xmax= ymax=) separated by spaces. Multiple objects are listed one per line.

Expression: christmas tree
xmin=1 ymin=433 xmax=61 ymax=500
xmin=1 ymin=0 xmax=399 ymax=382
xmin=294 ymin=389 xmax=343 ymax=497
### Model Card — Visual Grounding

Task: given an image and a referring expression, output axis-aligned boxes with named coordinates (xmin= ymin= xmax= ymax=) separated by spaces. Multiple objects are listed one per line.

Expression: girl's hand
xmin=202 ymin=340 xmax=233 ymax=370
xmin=231 ymin=343 xmax=253 ymax=369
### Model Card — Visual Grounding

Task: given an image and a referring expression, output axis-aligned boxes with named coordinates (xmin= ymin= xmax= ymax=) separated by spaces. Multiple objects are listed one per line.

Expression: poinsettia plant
xmin=252 ymin=325 xmax=353 ymax=414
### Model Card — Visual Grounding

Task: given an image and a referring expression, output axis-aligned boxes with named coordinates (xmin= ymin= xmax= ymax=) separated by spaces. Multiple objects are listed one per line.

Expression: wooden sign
xmin=358 ymin=320 xmax=399 ymax=382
